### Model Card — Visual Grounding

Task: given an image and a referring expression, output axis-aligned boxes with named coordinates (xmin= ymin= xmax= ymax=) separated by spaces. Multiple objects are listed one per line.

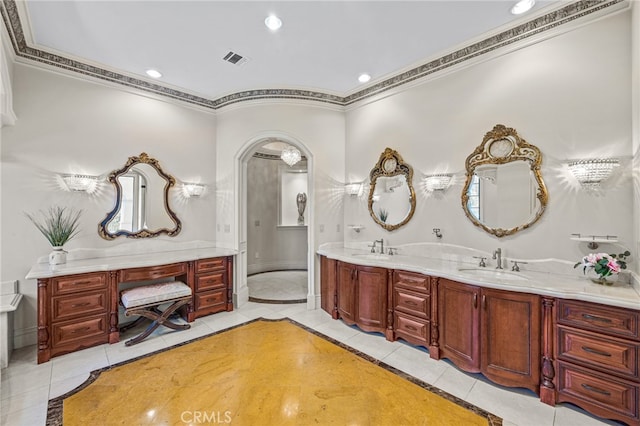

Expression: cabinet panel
xmin=438 ymin=279 xmax=480 ymax=372
xmin=194 ymin=290 xmax=226 ymax=312
xmin=394 ymin=287 xmax=429 ymax=319
xmin=356 ymin=266 xmax=388 ymax=331
xmin=320 ymin=256 xmax=337 ymax=315
xmin=52 ymin=291 xmax=108 ymax=322
xmin=394 ymin=311 xmax=429 ymax=346
xmin=393 ymin=270 xmax=430 ymax=293
xmin=52 ymin=273 xmax=107 ymax=295
xmin=120 ymin=263 xmax=187 ymax=282
xmin=51 ymin=315 xmax=109 ymax=347
xmin=337 ymin=262 xmax=356 ymax=323
xmin=481 ymin=288 xmax=540 ymax=392
xmin=196 ymin=272 xmax=226 ymax=292
xmin=196 ymin=257 xmax=227 ymax=273
xmin=557 ymin=300 xmax=639 ymax=340
xmin=558 ymin=362 xmax=639 ymax=423
xmin=558 ymin=326 xmax=638 ymax=379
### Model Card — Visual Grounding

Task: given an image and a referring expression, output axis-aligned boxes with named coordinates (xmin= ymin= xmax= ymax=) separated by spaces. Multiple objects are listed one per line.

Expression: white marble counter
xmin=318 ymin=243 xmax=640 ymax=311
xmin=26 ymin=241 xmax=237 ymax=280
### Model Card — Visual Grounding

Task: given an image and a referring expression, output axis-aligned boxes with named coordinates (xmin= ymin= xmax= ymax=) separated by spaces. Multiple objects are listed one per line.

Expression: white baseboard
xmin=14 ymin=325 xmax=37 ymax=349
xmin=247 ymin=261 xmax=307 ymax=276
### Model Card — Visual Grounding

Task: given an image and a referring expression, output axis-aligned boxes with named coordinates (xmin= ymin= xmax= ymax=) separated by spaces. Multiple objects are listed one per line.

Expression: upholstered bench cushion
xmin=121 ymin=281 xmax=192 ymax=309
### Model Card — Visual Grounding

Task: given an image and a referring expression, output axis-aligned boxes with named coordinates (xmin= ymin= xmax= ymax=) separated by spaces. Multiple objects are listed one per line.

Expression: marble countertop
xmin=317 ymin=244 xmax=640 ymax=311
xmin=26 ymin=245 xmax=237 ymax=280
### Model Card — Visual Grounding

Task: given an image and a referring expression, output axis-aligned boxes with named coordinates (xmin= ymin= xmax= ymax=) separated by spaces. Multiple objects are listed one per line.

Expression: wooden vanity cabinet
xmin=392 ymin=270 xmax=432 ymax=348
xmin=191 ymin=256 xmax=233 ymax=321
xmin=336 ymin=261 xmax=389 ymax=336
xmin=555 ymin=299 xmax=640 ymax=425
xmin=38 ymin=272 xmax=111 ymax=364
xmin=438 ymin=278 xmax=541 ymax=393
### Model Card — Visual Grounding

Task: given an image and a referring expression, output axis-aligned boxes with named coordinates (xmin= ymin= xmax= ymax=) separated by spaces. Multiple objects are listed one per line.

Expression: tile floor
xmin=1 ymin=302 xmax=619 ymax=426
xmin=247 ymin=270 xmax=307 ymax=302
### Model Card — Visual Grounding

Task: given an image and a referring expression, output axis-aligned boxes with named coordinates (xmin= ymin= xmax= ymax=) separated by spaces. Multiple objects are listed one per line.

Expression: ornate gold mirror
xmin=99 ymin=153 xmax=181 ymax=239
xmin=368 ymin=148 xmax=416 ymax=231
xmin=461 ymin=124 xmax=548 ymax=237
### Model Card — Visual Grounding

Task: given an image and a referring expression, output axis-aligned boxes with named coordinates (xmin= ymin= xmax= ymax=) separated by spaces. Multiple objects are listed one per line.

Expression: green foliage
xmin=25 ymin=206 xmax=82 ymax=247
xmin=378 ymin=208 xmax=388 ymax=223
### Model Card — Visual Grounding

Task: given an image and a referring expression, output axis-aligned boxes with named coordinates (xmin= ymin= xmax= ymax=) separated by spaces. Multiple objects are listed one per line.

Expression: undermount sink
xmin=352 ymin=253 xmax=391 ymax=260
xmin=457 ymin=268 xmax=529 ymax=281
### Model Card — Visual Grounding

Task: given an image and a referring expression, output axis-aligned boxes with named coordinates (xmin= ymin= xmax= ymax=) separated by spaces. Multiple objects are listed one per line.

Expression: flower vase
xmin=587 ymin=270 xmax=617 ymax=286
xmin=49 ymin=247 xmax=67 ymax=266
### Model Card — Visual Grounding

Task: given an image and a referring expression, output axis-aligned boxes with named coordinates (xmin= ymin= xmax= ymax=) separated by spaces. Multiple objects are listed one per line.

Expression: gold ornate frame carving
xmin=368 ymin=148 xmax=416 ymax=232
xmin=461 ymin=124 xmax=548 ymax=237
xmin=99 ymin=152 xmax=182 ymax=240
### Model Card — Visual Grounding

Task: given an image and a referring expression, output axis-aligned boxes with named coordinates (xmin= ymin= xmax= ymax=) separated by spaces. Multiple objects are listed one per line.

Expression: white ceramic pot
xmin=49 ymin=247 xmax=67 ymax=265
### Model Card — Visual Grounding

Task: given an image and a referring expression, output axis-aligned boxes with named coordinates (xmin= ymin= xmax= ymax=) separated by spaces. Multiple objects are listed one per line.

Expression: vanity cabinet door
xmin=438 ymin=279 xmax=481 ymax=372
xmin=480 ymin=288 xmax=540 ymax=393
xmin=355 ymin=265 xmax=388 ymax=332
xmin=337 ymin=262 xmax=357 ymax=323
xmin=320 ymin=256 xmax=337 ymax=317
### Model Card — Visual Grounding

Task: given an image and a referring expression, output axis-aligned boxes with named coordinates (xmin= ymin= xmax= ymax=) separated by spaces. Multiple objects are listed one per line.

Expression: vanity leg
xmin=226 ymin=256 xmax=234 ymax=312
xmin=429 ymin=278 xmax=441 ymax=359
xmin=540 ymin=297 xmax=556 ymax=405
xmin=108 ymin=271 xmax=120 ymax=343
xmin=385 ymin=269 xmax=394 ymax=341
xmin=37 ymin=279 xmax=51 ymax=364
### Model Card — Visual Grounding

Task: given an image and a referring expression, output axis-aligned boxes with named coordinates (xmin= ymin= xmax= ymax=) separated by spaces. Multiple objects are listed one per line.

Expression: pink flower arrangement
xmin=574 ymin=251 xmax=630 ymax=279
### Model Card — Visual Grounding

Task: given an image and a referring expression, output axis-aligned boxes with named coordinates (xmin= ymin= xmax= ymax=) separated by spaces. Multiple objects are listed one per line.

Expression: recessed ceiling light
xmin=358 ymin=73 xmax=371 ymax=83
xmin=265 ymin=15 xmax=282 ymax=31
xmin=145 ymin=69 xmax=162 ymax=79
xmin=511 ymin=0 xmax=535 ymax=15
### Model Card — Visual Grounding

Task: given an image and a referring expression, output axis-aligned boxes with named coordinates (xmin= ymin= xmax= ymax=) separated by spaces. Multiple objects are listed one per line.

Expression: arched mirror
xmin=461 ymin=124 xmax=548 ymax=237
xmin=368 ymin=148 xmax=416 ymax=231
xmin=99 ymin=153 xmax=181 ymax=239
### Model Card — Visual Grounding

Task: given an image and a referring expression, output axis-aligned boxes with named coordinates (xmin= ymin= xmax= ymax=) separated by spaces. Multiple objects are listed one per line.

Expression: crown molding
xmin=0 ymin=0 xmax=629 ymax=111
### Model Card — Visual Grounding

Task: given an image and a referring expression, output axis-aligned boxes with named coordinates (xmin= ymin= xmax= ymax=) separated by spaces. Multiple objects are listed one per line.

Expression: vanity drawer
xmin=394 ymin=311 xmax=430 ymax=346
xmin=51 ymin=315 xmax=109 ymax=347
xmin=393 ymin=270 xmax=430 ymax=293
xmin=195 ymin=289 xmax=226 ymax=312
xmin=196 ymin=257 xmax=227 ymax=273
xmin=196 ymin=272 xmax=226 ymax=292
xmin=557 ymin=300 xmax=639 ymax=340
xmin=557 ymin=326 xmax=638 ymax=378
xmin=557 ymin=362 xmax=639 ymax=421
xmin=52 ymin=273 xmax=107 ymax=295
xmin=394 ymin=288 xmax=429 ymax=319
xmin=52 ymin=291 xmax=108 ymax=322
xmin=120 ymin=263 xmax=187 ymax=283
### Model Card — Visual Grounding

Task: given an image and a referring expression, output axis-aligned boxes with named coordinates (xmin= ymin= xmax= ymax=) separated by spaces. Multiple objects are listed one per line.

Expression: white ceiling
xmin=23 ymin=1 xmax=563 ymax=100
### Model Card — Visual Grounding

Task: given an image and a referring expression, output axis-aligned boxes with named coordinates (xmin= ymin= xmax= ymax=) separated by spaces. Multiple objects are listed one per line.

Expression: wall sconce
xmin=567 ymin=158 xmax=619 ymax=189
xmin=345 ymin=183 xmax=363 ymax=197
xmin=183 ymin=183 xmax=206 ymax=198
xmin=61 ymin=174 xmax=99 ymax=193
xmin=423 ymin=174 xmax=453 ymax=192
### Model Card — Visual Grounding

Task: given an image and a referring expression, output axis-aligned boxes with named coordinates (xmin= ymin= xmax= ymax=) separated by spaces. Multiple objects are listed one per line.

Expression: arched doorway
xmin=234 ymin=132 xmax=315 ymax=310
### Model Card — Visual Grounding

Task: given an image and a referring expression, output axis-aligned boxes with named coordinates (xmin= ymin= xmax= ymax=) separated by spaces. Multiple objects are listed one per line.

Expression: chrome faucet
xmin=492 ymin=248 xmax=503 ymax=269
xmin=375 ymin=239 xmax=384 ymax=254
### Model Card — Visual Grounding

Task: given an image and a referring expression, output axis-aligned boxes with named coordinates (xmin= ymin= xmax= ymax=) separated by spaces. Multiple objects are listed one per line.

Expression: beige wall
xmin=633 ymin=2 xmax=640 ymax=277
xmin=1 ymin=64 xmax=217 ymax=347
xmin=345 ymin=11 xmax=633 ymax=263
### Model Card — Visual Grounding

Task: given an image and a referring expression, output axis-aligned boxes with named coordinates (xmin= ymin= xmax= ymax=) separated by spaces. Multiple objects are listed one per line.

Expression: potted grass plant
xmin=25 ymin=206 xmax=82 ymax=265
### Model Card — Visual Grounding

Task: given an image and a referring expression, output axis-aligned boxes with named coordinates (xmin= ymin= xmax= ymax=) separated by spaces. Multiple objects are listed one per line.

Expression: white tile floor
xmin=0 ymin=302 xmax=619 ymax=426
xmin=247 ymin=270 xmax=307 ymax=301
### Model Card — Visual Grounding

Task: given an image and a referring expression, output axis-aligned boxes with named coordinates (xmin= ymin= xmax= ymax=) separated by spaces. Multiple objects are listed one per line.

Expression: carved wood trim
xmin=540 ymin=296 xmax=556 ymax=405
xmin=37 ymin=278 xmax=50 ymax=363
xmin=429 ymin=277 xmax=441 ymax=359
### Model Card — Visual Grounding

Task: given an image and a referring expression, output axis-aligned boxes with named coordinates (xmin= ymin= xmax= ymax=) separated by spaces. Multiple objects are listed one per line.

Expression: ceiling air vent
xmin=223 ymin=51 xmax=249 ymax=66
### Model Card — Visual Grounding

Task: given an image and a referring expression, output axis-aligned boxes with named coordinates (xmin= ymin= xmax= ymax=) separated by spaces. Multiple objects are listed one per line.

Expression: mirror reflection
xmin=368 ymin=148 xmax=416 ymax=231
xmin=99 ymin=153 xmax=181 ymax=240
xmin=462 ymin=125 xmax=548 ymax=237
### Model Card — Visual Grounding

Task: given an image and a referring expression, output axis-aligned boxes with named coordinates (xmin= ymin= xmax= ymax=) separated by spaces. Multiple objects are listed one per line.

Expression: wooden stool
xmin=120 ymin=281 xmax=192 ymax=346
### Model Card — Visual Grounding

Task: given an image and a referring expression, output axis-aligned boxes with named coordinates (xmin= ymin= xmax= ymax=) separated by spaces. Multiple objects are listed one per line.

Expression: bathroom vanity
xmin=26 ymin=245 xmax=235 ymax=364
xmin=318 ymin=245 xmax=640 ymax=426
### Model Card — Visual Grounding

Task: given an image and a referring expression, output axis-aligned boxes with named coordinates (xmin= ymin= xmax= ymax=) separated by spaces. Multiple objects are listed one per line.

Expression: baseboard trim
xmin=14 ymin=325 xmax=37 ymax=349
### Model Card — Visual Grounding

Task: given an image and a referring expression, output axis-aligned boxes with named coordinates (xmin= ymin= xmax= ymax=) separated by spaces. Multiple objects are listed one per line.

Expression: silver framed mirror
xmin=99 ymin=153 xmax=181 ymax=239
xmin=461 ymin=124 xmax=548 ymax=237
xmin=368 ymin=148 xmax=416 ymax=231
